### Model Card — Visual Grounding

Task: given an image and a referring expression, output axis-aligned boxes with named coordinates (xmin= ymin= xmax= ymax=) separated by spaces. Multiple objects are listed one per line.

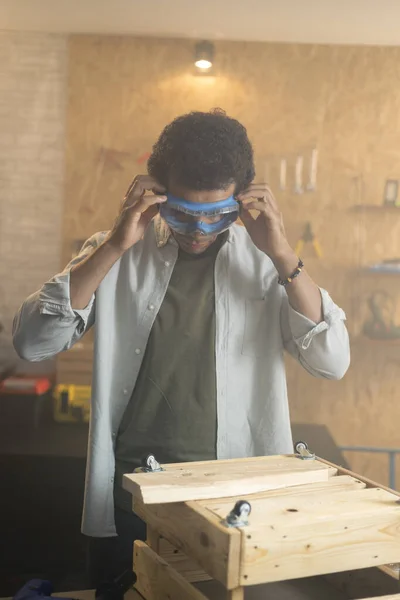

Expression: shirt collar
xmin=153 ymin=214 xmax=171 ymax=248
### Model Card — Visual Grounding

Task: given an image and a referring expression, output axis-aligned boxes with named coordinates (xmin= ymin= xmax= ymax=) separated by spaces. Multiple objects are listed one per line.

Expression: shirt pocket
xmin=241 ymin=298 xmax=267 ymax=358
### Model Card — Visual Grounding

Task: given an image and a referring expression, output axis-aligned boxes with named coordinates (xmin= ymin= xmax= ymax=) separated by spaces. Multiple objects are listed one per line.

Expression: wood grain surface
xmin=123 ymin=455 xmax=336 ymax=504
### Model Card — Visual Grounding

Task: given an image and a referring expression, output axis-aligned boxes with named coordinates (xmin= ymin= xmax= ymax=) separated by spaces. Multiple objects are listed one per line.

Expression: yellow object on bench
xmin=53 ymin=384 xmax=91 ymax=423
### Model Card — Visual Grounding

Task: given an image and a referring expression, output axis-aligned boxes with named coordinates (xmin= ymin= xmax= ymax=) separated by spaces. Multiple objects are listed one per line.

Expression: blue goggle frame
xmin=160 ymin=194 xmax=240 ymax=236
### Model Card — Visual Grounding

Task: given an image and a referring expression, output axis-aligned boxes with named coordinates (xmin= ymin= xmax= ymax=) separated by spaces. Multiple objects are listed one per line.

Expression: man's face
xmin=166 ymin=183 xmax=236 ymax=255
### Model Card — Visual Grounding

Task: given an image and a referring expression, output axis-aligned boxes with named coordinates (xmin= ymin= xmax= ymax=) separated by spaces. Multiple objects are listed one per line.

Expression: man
xmin=13 ymin=110 xmax=350 ymax=585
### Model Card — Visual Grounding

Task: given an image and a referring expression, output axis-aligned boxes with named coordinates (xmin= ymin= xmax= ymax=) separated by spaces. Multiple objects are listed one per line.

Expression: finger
xmin=238 ymin=184 xmax=278 ymax=208
xmin=129 ymin=202 xmax=159 ymax=226
xmin=125 ymin=193 xmax=167 ymax=217
xmin=133 ymin=193 xmax=167 ymax=213
xmin=124 ymin=175 xmax=166 ymax=205
xmin=238 ymin=188 xmax=274 ymax=202
xmin=139 ymin=203 xmax=159 ymax=224
xmin=239 ymin=206 xmax=256 ymax=226
xmin=239 ymin=203 xmax=261 ymax=232
xmin=238 ymin=182 xmax=271 ymax=194
xmin=241 ymin=199 xmax=276 ymax=214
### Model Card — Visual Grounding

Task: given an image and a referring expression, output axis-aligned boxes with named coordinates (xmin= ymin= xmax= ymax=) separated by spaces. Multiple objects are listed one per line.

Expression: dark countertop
xmin=0 ymin=416 xmax=88 ymax=458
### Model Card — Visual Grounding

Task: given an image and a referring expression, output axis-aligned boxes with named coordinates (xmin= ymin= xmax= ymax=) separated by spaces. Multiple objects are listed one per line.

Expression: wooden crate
xmin=123 ymin=454 xmax=400 ymax=600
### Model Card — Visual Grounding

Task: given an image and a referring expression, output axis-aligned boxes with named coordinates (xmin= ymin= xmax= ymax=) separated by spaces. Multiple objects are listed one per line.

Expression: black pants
xmin=86 ymin=507 xmax=146 ymax=588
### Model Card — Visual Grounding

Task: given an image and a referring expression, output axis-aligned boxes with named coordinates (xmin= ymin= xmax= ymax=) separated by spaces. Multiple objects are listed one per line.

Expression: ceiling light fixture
xmin=194 ymin=41 xmax=214 ymax=71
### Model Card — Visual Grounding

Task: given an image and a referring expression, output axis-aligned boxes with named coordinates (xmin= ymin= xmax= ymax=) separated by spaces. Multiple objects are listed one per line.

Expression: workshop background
xmin=1 ymin=0 xmax=400 ymax=593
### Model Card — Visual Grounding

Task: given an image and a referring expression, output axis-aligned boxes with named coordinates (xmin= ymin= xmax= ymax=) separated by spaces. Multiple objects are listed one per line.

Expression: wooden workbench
xmin=123 ymin=453 xmax=400 ymax=600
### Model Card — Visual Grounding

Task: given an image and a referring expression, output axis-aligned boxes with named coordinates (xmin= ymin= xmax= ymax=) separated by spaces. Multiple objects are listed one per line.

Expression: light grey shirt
xmin=12 ymin=220 xmax=350 ymax=537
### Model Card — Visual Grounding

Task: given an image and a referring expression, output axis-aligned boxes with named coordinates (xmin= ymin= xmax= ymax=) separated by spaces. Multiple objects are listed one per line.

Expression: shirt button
xmin=112 ymin=432 xmax=116 ymax=438
xmin=148 ymin=304 xmax=155 ymax=311
xmin=111 ymin=476 xmax=114 ymax=483
xmin=135 ymin=348 xmax=141 ymax=355
xmin=164 ymin=261 xmax=170 ymax=267
xmin=123 ymin=389 xmax=128 ymax=395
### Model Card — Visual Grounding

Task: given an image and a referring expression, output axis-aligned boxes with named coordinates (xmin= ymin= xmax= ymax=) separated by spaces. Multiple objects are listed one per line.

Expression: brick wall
xmin=0 ymin=32 xmax=67 ymax=371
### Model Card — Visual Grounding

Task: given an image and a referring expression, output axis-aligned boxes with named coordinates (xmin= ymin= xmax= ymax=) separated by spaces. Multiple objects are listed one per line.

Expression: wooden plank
xmin=363 ymin=596 xmax=400 ymax=599
xmin=238 ymin=486 xmax=399 ymax=527
xmin=133 ymin=497 xmax=241 ymax=589
xmin=204 ymin=484 xmax=382 ymax=528
xmin=382 ymin=564 xmax=400 ymax=579
xmin=146 ymin=526 xmax=160 ymax=553
xmin=239 ymin=487 xmax=400 ymax=585
xmin=57 ymin=359 xmax=93 ymax=373
xmin=226 ymin=589 xmax=244 ymax=600
xmin=318 ymin=457 xmax=400 ymax=497
xmin=123 ymin=455 xmax=336 ymax=505
xmin=319 ymin=459 xmax=400 ymax=581
xmin=133 ymin=540 xmax=208 ymax=600
xmin=159 ymin=538 xmax=211 ymax=583
xmin=200 ymin=475 xmax=366 ymax=518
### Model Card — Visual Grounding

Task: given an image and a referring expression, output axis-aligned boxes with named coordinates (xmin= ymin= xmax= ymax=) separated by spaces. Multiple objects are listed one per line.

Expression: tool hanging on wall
xmin=383 ymin=179 xmax=400 ymax=207
xmin=294 ymin=155 xmax=304 ymax=194
xmin=295 ymin=222 xmax=323 ymax=258
xmin=260 ymin=148 xmax=318 ymax=194
xmin=306 ymin=148 xmax=318 ymax=192
xmin=362 ymin=290 xmax=400 ymax=340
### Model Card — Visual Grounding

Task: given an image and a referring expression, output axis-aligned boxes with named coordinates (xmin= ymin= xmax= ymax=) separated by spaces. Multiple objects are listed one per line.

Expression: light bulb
xmin=195 ymin=59 xmax=212 ymax=70
xmin=194 ymin=41 xmax=214 ymax=72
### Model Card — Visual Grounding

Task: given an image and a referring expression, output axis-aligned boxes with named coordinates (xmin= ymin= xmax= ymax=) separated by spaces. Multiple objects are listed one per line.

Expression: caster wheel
xmin=232 ymin=500 xmax=252 ymax=518
xmin=295 ymin=441 xmax=308 ymax=454
xmin=140 ymin=454 xmax=163 ymax=472
xmin=142 ymin=454 xmax=156 ymax=470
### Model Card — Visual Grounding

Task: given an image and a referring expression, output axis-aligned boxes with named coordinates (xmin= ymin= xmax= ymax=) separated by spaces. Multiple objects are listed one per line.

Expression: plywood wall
xmin=65 ymin=35 xmax=400 ymax=486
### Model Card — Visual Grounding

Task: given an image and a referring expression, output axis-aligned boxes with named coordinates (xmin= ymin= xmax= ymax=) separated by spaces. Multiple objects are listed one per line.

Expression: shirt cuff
xmin=288 ymin=288 xmax=346 ymax=350
xmin=39 ymin=270 xmax=95 ymax=326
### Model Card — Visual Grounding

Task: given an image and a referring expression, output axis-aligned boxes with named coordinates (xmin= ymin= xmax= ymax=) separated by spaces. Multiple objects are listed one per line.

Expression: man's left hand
xmin=238 ymin=183 xmax=292 ymax=260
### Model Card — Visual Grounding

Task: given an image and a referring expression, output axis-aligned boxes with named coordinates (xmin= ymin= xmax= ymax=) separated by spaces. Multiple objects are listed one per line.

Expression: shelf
xmin=350 ymin=337 xmax=400 ymax=349
xmin=360 ymin=266 xmax=400 ymax=276
xmin=351 ymin=204 xmax=400 ymax=212
xmin=351 ymin=337 xmax=400 ymax=345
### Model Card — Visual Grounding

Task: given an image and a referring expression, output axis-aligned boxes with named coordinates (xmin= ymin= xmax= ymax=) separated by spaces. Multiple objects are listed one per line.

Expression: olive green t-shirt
xmin=114 ymin=235 xmax=226 ymax=510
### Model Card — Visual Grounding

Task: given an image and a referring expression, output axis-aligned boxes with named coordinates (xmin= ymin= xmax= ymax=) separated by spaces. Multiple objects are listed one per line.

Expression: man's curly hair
xmin=148 ymin=110 xmax=255 ymax=194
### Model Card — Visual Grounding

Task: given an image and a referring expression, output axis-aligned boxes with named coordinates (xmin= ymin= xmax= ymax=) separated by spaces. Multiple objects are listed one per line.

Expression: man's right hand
xmin=107 ymin=175 xmax=167 ymax=253
xmin=69 ymin=176 xmax=166 ymax=310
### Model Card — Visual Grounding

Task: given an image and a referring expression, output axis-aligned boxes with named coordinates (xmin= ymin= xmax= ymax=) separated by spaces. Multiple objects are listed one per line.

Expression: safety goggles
xmin=160 ymin=194 xmax=240 ymax=236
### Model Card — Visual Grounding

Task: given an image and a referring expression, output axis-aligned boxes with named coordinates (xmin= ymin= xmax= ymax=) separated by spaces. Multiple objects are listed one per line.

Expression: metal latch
xmin=223 ymin=500 xmax=252 ymax=528
xmin=135 ymin=454 xmax=164 ymax=473
xmin=295 ymin=441 xmax=315 ymax=460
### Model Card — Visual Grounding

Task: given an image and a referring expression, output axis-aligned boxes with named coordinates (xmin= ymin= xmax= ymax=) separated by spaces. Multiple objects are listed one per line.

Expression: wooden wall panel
xmin=65 ymin=36 xmax=400 ymax=487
